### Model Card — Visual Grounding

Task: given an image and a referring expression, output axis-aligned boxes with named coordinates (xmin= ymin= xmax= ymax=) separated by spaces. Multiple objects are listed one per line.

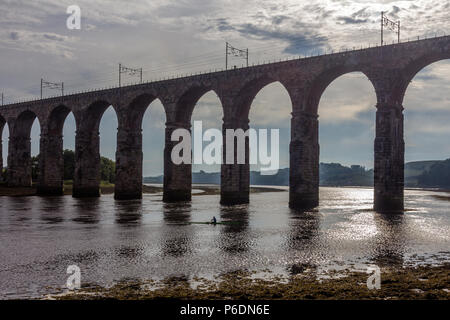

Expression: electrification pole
xmin=41 ymin=78 xmax=64 ymax=99
xmin=119 ymin=64 xmax=143 ymax=87
xmin=381 ymin=11 xmax=401 ymax=45
xmin=225 ymin=42 xmax=248 ymax=70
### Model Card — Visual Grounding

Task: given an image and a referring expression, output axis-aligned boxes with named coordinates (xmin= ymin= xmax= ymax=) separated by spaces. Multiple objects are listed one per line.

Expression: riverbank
xmin=0 ymin=183 xmax=285 ymax=197
xmin=52 ymin=264 xmax=450 ymax=300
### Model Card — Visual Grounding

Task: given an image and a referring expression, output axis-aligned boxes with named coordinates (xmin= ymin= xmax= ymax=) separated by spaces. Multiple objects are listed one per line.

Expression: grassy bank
xmin=53 ymin=264 xmax=450 ymax=300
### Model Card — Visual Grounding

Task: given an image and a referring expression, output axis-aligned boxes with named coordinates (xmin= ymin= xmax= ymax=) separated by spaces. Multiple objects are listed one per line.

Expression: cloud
xmin=337 ymin=16 xmax=368 ymax=24
xmin=236 ymin=23 xmax=328 ymax=54
xmin=0 ymin=30 xmax=77 ymax=58
xmin=9 ymin=32 xmax=20 ymax=40
xmin=1 ymin=0 xmax=450 ymax=172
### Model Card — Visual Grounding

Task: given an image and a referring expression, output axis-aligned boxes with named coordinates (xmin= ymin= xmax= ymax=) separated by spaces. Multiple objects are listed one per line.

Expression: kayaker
xmin=211 ymin=216 xmax=217 ymax=224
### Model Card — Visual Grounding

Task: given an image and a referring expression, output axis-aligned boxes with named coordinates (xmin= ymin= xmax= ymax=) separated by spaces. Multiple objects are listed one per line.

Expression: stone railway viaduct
xmin=1 ymin=36 xmax=449 ymax=212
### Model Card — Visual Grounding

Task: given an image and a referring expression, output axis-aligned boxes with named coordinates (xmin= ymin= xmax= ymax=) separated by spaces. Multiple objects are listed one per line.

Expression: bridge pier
xmin=7 ymin=136 xmax=32 ymax=187
xmin=73 ymin=130 xmax=101 ymax=197
xmin=374 ymin=104 xmax=404 ymax=212
xmin=37 ymin=132 xmax=64 ymax=195
xmin=163 ymin=122 xmax=192 ymax=202
xmin=0 ymin=118 xmax=4 ymax=182
xmin=289 ymin=112 xmax=319 ymax=210
xmin=0 ymin=138 xmax=2 ymax=182
xmin=114 ymin=127 xmax=143 ymax=200
xmin=220 ymin=119 xmax=250 ymax=205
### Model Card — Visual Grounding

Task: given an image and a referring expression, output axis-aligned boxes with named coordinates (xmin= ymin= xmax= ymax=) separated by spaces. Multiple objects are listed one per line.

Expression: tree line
xmin=30 ymin=149 xmax=115 ymax=183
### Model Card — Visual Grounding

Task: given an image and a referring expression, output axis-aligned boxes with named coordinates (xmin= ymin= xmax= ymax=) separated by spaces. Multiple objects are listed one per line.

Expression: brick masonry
xmin=1 ymin=36 xmax=449 ymax=211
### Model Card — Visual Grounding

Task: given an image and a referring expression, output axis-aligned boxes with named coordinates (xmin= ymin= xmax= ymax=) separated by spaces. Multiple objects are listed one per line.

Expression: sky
xmin=0 ymin=0 xmax=449 ymax=176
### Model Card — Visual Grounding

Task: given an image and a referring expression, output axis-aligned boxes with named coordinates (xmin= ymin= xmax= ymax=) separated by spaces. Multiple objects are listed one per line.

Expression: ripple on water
xmin=0 ymin=187 xmax=449 ymax=299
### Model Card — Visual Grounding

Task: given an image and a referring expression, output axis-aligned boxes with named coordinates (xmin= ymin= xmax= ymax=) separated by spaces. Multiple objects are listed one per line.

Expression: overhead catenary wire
xmin=2 ymin=29 xmax=449 ymax=104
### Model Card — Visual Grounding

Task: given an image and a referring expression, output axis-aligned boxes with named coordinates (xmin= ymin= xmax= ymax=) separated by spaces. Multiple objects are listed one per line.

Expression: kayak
xmin=188 ymin=221 xmax=243 ymax=225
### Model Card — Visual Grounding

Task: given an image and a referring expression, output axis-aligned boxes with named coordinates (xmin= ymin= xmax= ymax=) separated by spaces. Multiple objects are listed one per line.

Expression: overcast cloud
xmin=0 ymin=0 xmax=449 ymax=175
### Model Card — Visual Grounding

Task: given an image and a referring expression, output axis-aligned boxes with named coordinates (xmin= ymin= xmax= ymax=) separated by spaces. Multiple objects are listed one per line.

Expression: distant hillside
xmin=406 ymin=159 xmax=450 ymax=189
xmin=143 ymin=163 xmax=373 ymax=187
xmin=144 ymin=159 xmax=450 ymax=189
xmin=404 ymin=160 xmax=441 ymax=187
xmin=319 ymin=163 xmax=373 ymax=186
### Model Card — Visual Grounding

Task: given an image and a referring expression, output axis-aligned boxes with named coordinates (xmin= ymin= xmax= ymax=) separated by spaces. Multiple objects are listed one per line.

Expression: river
xmin=0 ymin=187 xmax=449 ymax=299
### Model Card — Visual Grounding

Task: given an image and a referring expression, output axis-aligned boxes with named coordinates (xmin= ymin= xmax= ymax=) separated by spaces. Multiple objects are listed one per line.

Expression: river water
xmin=0 ymin=187 xmax=449 ymax=299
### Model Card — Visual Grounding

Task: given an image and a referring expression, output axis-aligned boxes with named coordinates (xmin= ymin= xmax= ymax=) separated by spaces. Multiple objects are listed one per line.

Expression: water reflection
xmin=286 ymin=209 xmax=320 ymax=275
xmin=163 ymin=202 xmax=192 ymax=224
xmin=370 ymin=212 xmax=406 ymax=267
xmin=39 ymin=197 xmax=65 ymax=224
xmin=114 ymin=199 xmax=143 ymax=225
xmin=0 ymin=188 xmax=448 ymax=299
xmin=218 ymin=204 xmax=250 ymax=254
xmin=72 ymin=197 xmax=101 ymax=224
xmin=8 ymin=197 xmax=34 ymax=223
xmin=161 ymin=202 xmax=193 ymax=257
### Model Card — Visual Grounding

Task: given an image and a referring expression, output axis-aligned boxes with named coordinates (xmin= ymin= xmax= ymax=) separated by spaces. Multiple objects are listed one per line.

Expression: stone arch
xmin=174 ymin=86 xmax=223 ymax=124
xmin=142 ymin=97 xmax=166 ymax=175
xmin=7 ymin=110 xmax=40 ymax=187
xmin=79 ymin=100 xmax=115 ymax=133
xmin=318 ymin=70 xmax=377 ymax=170
xmin=248 ymin=81 xmax=293 ymax=171
xmin=0 ymin=114 xmax=6 ymax=143
xmin=403 ymin=58 xmax=450 ymax=165
xmin=47 ymin=104 xmax=74 ymax=136
xmin=38 ymin=104 xmax=76 ymax=195
xmin=13 ymin=110 xmax=40 ymax=138
xmin=114 ymin=93 xmax=166 ymax=200
xmin=228 ymin=76 xmax=294 ymax=121
xmin=119 ymin=93 xmax=164 ymax=129
xmin=0 ymin=114 xmax=6 ymax=179
xmin=73 ymin=100 xmax=116 ymax=197
xmin=395 ymin=52 xmax=450 ymax=104
xmin=305 ymin=67 xmax=376 ymax=114
xmin=163 ymin=87 xmax=224 ymax=203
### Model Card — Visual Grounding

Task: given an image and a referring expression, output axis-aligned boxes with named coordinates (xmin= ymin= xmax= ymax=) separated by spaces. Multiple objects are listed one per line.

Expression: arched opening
xmin=142 ymin=99 xmax=166 ymax=185
xmin=318 ymin=72 xmax=376 ymax=197
xmin=248 ymin=81 xmax=292 ymax=186
xmin=191 ymin=90 xmax=223 ymax=182
xmin=163 ymin=87 xmax=223 ymax=202
xmin=62 ymin=112 xmax=76 ymax=185
xmin=0 ymin=116 xmax=7 ymax=182
xmin=403 ymin=59 xmax=450 ymax=189
xmin=99 ymin=105 xmax=118 ymax=191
